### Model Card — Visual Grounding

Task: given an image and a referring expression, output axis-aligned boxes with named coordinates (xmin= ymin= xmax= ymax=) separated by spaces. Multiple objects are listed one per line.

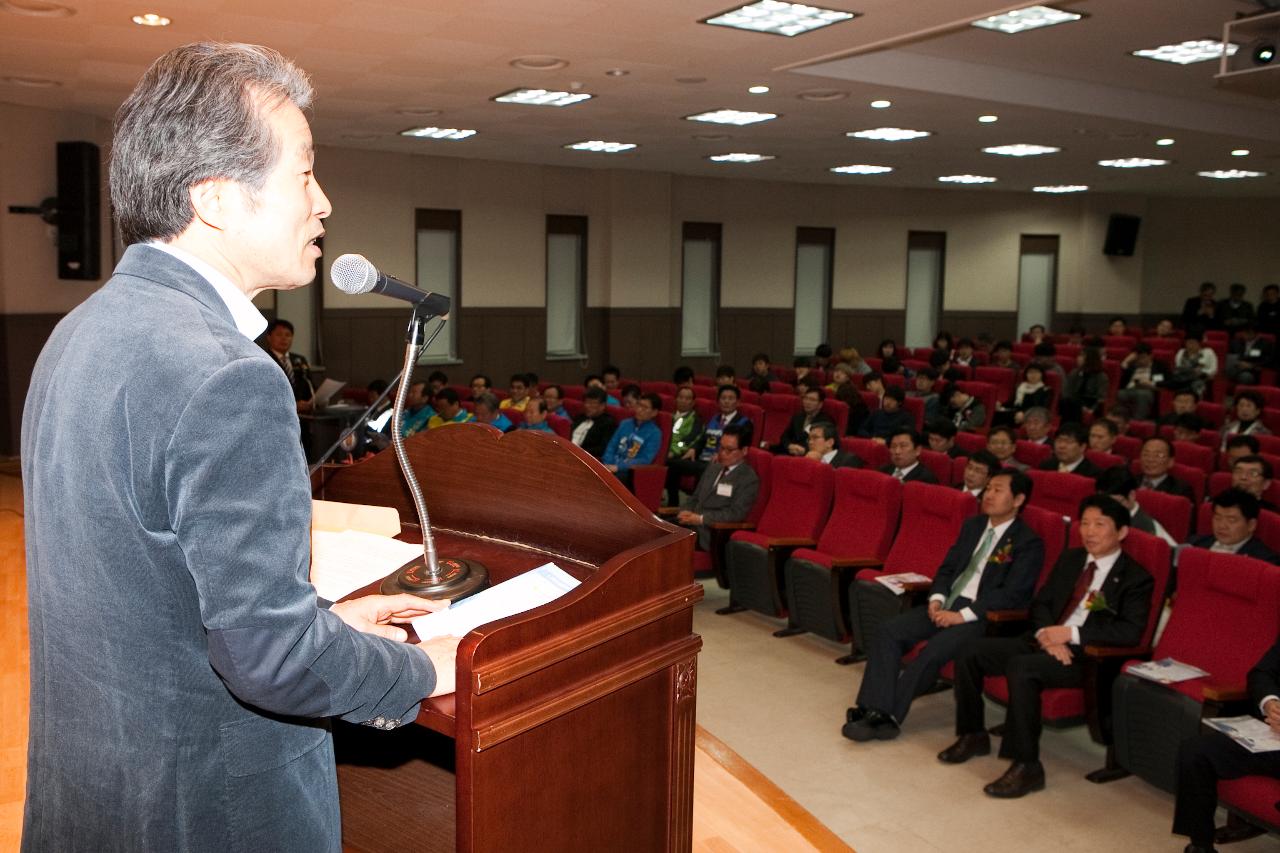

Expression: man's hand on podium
xmin=419 ymin=636 xmax=461 ymax=697
xmin=331 ymin=593 xmax=447 ymax=642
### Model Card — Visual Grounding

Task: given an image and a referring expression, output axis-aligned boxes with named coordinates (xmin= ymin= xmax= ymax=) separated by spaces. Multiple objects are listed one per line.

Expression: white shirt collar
xmin=147 ymin=241 xmax=267 ymax=341
xmin=987 ymin=516 xmax=1016 ymax=540
xmin=822 ymin=449 xmax=838 ymax=464
xmin=897 ymin=461 xmax=919 ymax=476
xmin=1085 ymin=548 xmax=1123 ymax=577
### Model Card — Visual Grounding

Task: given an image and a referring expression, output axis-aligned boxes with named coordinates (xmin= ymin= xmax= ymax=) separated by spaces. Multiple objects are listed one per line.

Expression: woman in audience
xmin=825 ymin=362 xmax=854 ymax=395
xmin=840 ymin=347 xmax=872 ymax=376
xmin=1025 ymin=323 xmax=1047 ymax=344
xmin=932 ymin=331 xmax=954 ymax=357
xmin=1107 ymin=316 xmax=1129 ymax=337
xmin=876 ymin=339 xmax=898 ymax=362
xmin=1059 ymin=347 xmax=1108 ymax=423
xmin=1220 ymin=391 xmax=1272 ymax=449
xmin=1170 ymin=335 xmax=1218 ymax=397
xmin=994 ymin=362 xmax=1050 ymax=426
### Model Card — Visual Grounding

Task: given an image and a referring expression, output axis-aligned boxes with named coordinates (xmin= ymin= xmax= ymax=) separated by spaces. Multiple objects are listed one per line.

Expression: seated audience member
xmin=427 ymin=388 xmax=474 ymax=429
xmin=1185 ymin=489 xmax=1280 ymax=564
xmin=940 ymin=496 xmax=1154 ymax=797
xmin=806 ymin=422 xmax=862 ymax=468
xmin=619 ymin=383 xmax=642 ymax=411
xmin=860 ymin=386 xmax=914 ymax=441
xmin=1173 ymin=636 xmax=1280 ymax=853
xmin=499 ymin=373 xmax=532 ymax=411
xmin=584 ymin=373 xmax=621 ymax=406
xmin=792 ymin=357 xmax=812 ymax=386
xmin=470 ymin=373 xmax=492 ymax=399
xmin=1026 ymin=324 xmax=1047 ymax=345
xmin=933 ymin=331 xmax=955 ymax=358
xmin=1153 ymin=318 xmax=1177 ymax=339
xmin=1059 ymin=347 xmax=1108 ymax=423
xmin=1219 ymin=282 xmax=1255 ymax=333
xmin=1105 ymin=404 xmax=1134 ymax=437
xmin=1107 ymin=317 xmax=1129 ymax=338
xmin=1034 ymin=341 xmax=1063 ymax=378
xmin=1022 ymin=407 xmax=1053 ymax=445
xmin=837 ymin=383 xmax=872 ymax=437
xmin=1227 ymin=321 xmax=1275 ymax=386
xmin=994 ymin=363 xmax=1050 ymax=427
xmin=569 ymin=388 xmax=617 ymax=459
xmin=425 ymin=370 xmax=448 ymax=393
xmin=602 ymin=364 xmax=622 ymax=396
xmin=747 ymin=352 xmax=777 ymax=394
xmin=986 ymin=426 xmax=1024 ymax=471
xmin=844 ymin=469 xmax=1044 ymax=742
xmin=1136 ymin=436 xmax=1194 ymax=500
xmin=990 ymin=341 xmax=1017 ymax=370
xmin=825 ymin=362 xmax=855 ymax=395
xmin=925 ymin=419 xmax=965 ymax=459
xmin=668 ymin=387 xmax=704 ymax=461
xmin=775 ymin=386 xmax=835 ymax=455
xmin=675 ymin=425 xmax=759 ymax=551
xmin=1182 ymin=281 xmax=1219 ymax=336
xmin=673 ymin=365 xmax=696 ymax=388
xmin=602 ymin=393 xmax=663 ymax=490
xmin=843 ymin=347 xmax=872 ymax=376
xmin=1038 ymin=422 xmax=1100 ymax=478
xmin=665 ymin=384 xmax=751 ymax=505
xmin=1172 ymin=414 xmax=1206 ymax=444
xmin=473 ymin=392 xmax=513 ymax=433
xmin=1088 ymin=418 xmax=1119 ymax=455
xmin=1220 ymin=391 xmax=1272 ymax=449
xmin=1116 ymin=344 xmax=1168 ymax=421
xmin=814 ymin=343 xmax=834 ymax=369
xmin=951 ymin=338 xmax=977 ymax=368
xmin=525 ymin=371 xmax=540 ymax=391
xmin=929 ymin=349 xmax=952 ymax=371
xmin=542 ymin=384 xmax=569 ymax=419
xmin=517 ymin=397 xmax=554 ymax=433
xmin=1258 ymin=283 xmax=1280 ymax=336
xmin=1225 ymin=434 xmax=1262 ymax=468
xmin=908 ymin=367 xmax=942 ymax=422
xmin=1095 ymin=467 xmax=1178 ymax=547
xmin=960 ymin=450 xmax=1001 ymax=497
xmin=863 ymin=371 xmax=886 ymax=406
xmin=1232 ymin=455 xmax=1277 ymax=512
xmin=1158 ymin=389 xmax=1201 ymax=428
xmin=260 ymin=318 xmax=314 ymax=413
xmin=714 ymin=364 xmax=737 ymax=387
xmin=877 ymin=339 xmax=899 ymax=362
xmin=881 ymin=429 xmax=939 ymax=483
xmin=399 ymin=380 xmax=435 ymax=438
xmin=880 ymin=355 xmax=911 ymax=380
xmin=1170 ymin=336 xmax=1218 ymax=398
xmin=947 ymin=385 xmax=987 ymax=432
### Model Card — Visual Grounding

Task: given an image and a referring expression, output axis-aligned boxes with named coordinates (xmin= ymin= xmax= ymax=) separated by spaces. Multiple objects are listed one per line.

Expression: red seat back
xmin=1173 ymin=440 xmax=1215 ymax=473
xmin=743 ymin=448 xmax=775 ymax=527
xmin=822 ymin=398 xmax=849 ymax=435
xmin=1258 ymin=509 xmax=1280 ymax=555
xmin=1112 ymin=435 xmax=1142 ymax=461
xmin=768 ymin=381 xmax=794 ymax=395
xmin=950 ymin=455 xmax=969 ymax=485
xmin=902 ymin=395 xmax=925 ymax=431
xmin=1236 ymin=386 xmax=1280 ymax=409
xmin=955 ymin=381 xmax=997 ymax=430
xmin=752 ymin=456 xmax=834 ymax=540
xmin=975 ymin=366 xmax=1016 ymax=404
xmin=546 ymin=413 xmax=571 ymax=439
xmin=840 ymin=437 xmax=889 ymax=470
xmin=640 ymin=380 xmax=676 ymax=397
xmin=1014 ymin=440 xmax=1054 ymax=468
xmin=1085 ymin=450 xmax=1125 ymax=473
xmin=1134 ymin=488 xmax=1192 ymax=543
xmin=760 ymin=393 xmax=801 ymax=447
xmin=812 ymin=469 xmax=902 ymax=560
xmin=1026 ymin=470 xmax=1096 ymax=520
xmin=955 ymin=431 xmax=987 ymax=456
xmin=1019 ymin=504 xmax=1069 ymax=588
xmin=1197 ymin=402 xmax=1227 ymax=429
xmin=918 ymin=449 xmax=953 ymax=485
xmin=738 ymin=402 xmax=765 ymax=446
xmin=881 ymin=483 xmax=979 ymax=577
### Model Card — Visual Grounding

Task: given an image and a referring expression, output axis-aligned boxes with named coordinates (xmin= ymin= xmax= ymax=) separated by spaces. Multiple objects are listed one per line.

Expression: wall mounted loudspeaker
xmin=56 ymin=141 xmax=101 ymax=280
xmin=1103 ymin=214 xmax=1141 ymax=257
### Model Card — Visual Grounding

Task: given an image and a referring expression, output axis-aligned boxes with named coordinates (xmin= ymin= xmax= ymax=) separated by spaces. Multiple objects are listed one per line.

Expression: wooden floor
xmin=0 ymin=461 xmax=846 ymax=853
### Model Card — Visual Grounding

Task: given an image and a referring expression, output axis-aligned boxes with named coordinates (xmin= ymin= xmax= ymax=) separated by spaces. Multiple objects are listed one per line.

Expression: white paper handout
xmin=410 ymin=562 xmax=581 ymax=641
xmin=312 ymin=378 xmax=346 ymax=407
xmin=874 ymin=572 xmax=931 ymax=596
xmin=310 ymin=529 xmax=423 ymax=602
xmin=1127 ymin=657 xmax=1210 ymax=684
xmin=1203 ymin=716 xmax=1280 ymax=753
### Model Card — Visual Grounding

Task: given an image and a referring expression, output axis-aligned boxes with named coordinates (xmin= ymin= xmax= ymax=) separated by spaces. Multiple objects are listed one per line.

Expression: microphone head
xmin=331 ymin=253 xmax=378 ymax=295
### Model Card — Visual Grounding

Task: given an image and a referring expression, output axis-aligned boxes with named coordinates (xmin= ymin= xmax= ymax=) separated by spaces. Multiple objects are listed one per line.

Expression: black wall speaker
xmin=56 ymin=141 xmax=101 ymax=280
xmin=1103 ymin=213 xmax=1141 ymax=257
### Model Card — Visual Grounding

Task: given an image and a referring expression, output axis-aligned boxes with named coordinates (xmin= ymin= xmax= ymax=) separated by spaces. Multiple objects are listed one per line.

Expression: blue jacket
xmin=602 ymin=418 xmax=662 ymax=471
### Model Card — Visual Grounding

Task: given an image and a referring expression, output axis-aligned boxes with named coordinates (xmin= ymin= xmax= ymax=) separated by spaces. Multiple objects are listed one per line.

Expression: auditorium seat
xmin=1135 ymin=460 xmax=1207 ymax=505
xmin=768 ymin=381 xmax=794 ymax=395
xmin=760 ymin=393 xmax=801 ymax=449
xmin=1134 ymin=488 xmax=1192 ymax=544
xmin=1085 ymin=450 xmax=1126 ymax=473
xmin=918 ymin=449 xmax=953 ymax=485
xmin=1014 ymin=440 xmax=1054 ymax=469
xmin=1128 ymin=420 xmax=1156 ymax=439
xmin=674 ymin=448 xmax=777 ymax=589
xmin=546 ymin=413 xmax=571 ymax=440
xmin=629 ymin=411 xmax=674 ymax=513
xmin=975 ymin=366 xmax=1016 ymax=404
xmin=739 ymin=402 xmax=765 ymax=446
xmin=692 ymin=385 xmax=718 ymax=400
xmin=1026 ymin=470 xmax=1096 ymax=520
xmin=902 ymin=395 xmax=925 ymax=431
xmin=1219 ymin=777 xmax=1280 ymax=842
xmin=1206 ymin=470 xmax=1280 ymax=508
xmin=1113 ymin=435 xmax=1142 ymax=461
xmin=561 ymin=398 xmax=583 ymax=419
xmin=955 ymin=431 xmax=987 ymax=456
xmin=955 ymin=381 xmax=997 ymax=431
xmin=1235 ymin=386 xmax=1280 ymax=410
xmin=1173 ymin=440 xmax=1216 ymax=473
xmin=640 ymin=380 xmax=676 ymax=397
xmin=822 ymin=398 xmax=849 ymax=436
xmin=841 ymin=437 xmax=888 ymax=470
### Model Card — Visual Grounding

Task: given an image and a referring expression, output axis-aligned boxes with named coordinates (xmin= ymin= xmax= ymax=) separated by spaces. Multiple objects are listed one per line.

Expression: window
xmin=904 ymin=231 xmax=946 ymax=349
xmin=414 ymin=209 xmax=461 ymax=362
xmin=1018 ymin=235 xmax=1059 ymax=335
xmin=681 ymin=222 xmax=721 ymax=356
xmin=545 ymin=215 xmax=587 ymax=359
xmin=794 ymin=227 xmax=834 ymax=357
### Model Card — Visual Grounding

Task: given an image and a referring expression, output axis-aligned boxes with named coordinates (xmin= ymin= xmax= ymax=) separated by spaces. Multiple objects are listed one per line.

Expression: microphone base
xmin=381 ymin=556 xmax=489 ymax=601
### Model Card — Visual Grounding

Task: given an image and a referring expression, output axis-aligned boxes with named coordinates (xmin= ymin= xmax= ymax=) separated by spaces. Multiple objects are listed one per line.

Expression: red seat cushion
xmin=1220 ymin=776 xmax=1280 ymax=828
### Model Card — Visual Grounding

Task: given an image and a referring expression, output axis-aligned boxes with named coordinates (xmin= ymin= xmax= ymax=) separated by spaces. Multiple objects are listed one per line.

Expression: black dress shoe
xmin=1183 ymin=844 xmax=1217 ymax=853
xmin=715 ymin=603 xmax=745 ymax=615
xmin=937 ymin=732 xmax=991 ymax=764
xmin=1213 ymin=820 xmax=1262 ymax=844
xmin=983 ymin=761 xmax=1045 ymax=798
xmin=843 ymin=709 xmax=900 ymax=742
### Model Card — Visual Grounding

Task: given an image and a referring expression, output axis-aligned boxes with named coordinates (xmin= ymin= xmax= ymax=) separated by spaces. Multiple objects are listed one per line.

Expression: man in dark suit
xmin=1185 ymin=488 xmax=1280 ymax=565
xmin=1173 ymin=636 xmax=1280 ymax=853
xmin=1036 ymin=422 xmax=1102 ymax=478
xmin=261 ymin=318 xmax=314 ymax=412
xmin=925 ymin=419 xmax=967 ymax=459
xmin=676 ymin=425 xmax=759 ymax=551
xmin=569 ymin=386 xmax=617 ymax=460
xmin=806 ymin=422 xmax=862 ymax=469
xmin=1226 ymin=321 xmax=1275 ymax=386
xmin=959 ymin=450 xmax=1001 ymax=498
xmin=939 ymin=495 xmax=1154 ymax=798
xmin=948 ymin=385 xmax=987 ymax=432
xmin=879 ymin=428 xmax=939 ymax=483
xmin=843 ymin=470 xmax=1044 ymax=741
xmin=1182 ymin=281 xmax=1220 ymax=336
xmin=773 ymin=386 xmax=834 ymax=455
xmin=1096 ymin=467 xmax=1179 ymax=547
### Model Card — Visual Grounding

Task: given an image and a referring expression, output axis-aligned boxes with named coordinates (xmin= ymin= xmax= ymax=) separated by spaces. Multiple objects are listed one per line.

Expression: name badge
xmin=1248 ymin=348 xmax=1262 ymax=359
xmin=716 ymin=482 xmax=734 ymax=497
xmin=1152 ymin=373 xmax=1164 ymax=383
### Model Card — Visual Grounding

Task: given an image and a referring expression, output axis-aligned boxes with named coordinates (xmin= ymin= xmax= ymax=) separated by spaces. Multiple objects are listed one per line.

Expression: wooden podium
xmin=312 ymin=424 xmax=702 ymax=853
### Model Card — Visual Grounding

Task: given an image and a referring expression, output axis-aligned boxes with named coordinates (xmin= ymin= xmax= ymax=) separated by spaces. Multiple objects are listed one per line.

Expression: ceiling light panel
xmin=847 ymin=127 xmax=931 ymax=141
xmin=400 ymin=126 xmax=476 ymax=140
xmin=132 ymin=12 xmax=170 ymax=26
xmin=493 ymin=88 xmax=592 ymax=107
xmin=978 ymin=115 xmax=999 ymax=123
xmin=830 ymin=164 xmax=893 ymax=174
xmin=702 ymin=1 xmax=856 ymax=37
xmin=686 ymin=109 xmax=778 ymax=125
xmin=938 ymin=174 xmax=997 ymax=184
xmin=971 ymin=5 xmax=1081 ymax=35
xmin=1198 ymin=169 xmax=1267 ymax=179
xmin=708 ymin=153 xmax=775 ymax=163
xmin=1098 ymin=158 xmax=1169 ymax=168
xmin=1131 ymin=40 xmax=1238 ymax=65
xmin=1033 ymin=185 xmax=1089 ymax=193
xmin=564 ymin=140 xmax=637 ymax=153
xmin=982 ymin=143 xmax=1060 ymax=157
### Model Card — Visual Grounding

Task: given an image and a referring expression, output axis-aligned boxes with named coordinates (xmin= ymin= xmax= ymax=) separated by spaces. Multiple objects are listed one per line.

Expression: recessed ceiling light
xmin=686 ymin=108 xmax=778 ymax=125
xmin=978 ymin=114 xmax=999 ymax=123
xmin=604 ymin=68 xmax=629 ymax=77
xmin=395 ymin=107 xmax=441 ymax=117
xmin=830 ymin=164 xmax=893 ymax=174
xmin=1098 ymin=158 xmax=1169 ymax=168
xmin=1198 ymin=169 xmax=1267 ymax=179
xmin=692 ymin=132 xmax=731 ymax=141
xmin=0 ymin=1 xmax=75 ymax=17
xmin=938 ymin=174 xmax=998 ymax=184
xmin=971 ymin=5 xmax=1081 ymax=34
xmin=748 ymin=84 xmax=770 ymax=94
xmin=1033 ymin=185 xmax=1089 ymax=193
xmin=701 ymin=1 xmax=856 ymax=37
xmin=983 ymin=143 xmax=1060 ymax=157
xmin=796 ymin=88 xmax=848 ymax=102
xmin=1232 ymin=148 xmax=1251 ymax=156
xmin=564 ymin=140 xmax=637 ymax=153
xmin=399 ymin=126 xmax=476 ymax=140
xmin=708 ymin=152 xmax=775 ymax=163
xmin=1155 ymin=137 xmax=1175 ymax=146
xmin=131 ymin=12 xmax=170 ymax=26
xmin=1 ymin=74 xmax=61 ymax=87
xmin=847 ymin=127 xmax=931 ymax=141
xmin=493 ymin=88 xmax=591 ymax=107
xmin=870 ymin=99 xmax=892 ymax=109
xmin=1132 ymin=39 xmax=1238 ymax=65
xmin=509 ymin=55 xmax=569 ymax=71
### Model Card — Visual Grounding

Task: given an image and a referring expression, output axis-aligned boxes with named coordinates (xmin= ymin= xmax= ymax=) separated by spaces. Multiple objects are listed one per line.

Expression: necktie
xmin=895 ymin=469 xmax=906 ymax=480
xmin=945 ymin=527 xmax=995 ymax=608
xmin=1142 ymin=478 xmax=1156 ymax=490
xmin=1059 ymin=560 xmax=1098 ymax=623
xmin=281 ymin=353 xmax=294 ymax=383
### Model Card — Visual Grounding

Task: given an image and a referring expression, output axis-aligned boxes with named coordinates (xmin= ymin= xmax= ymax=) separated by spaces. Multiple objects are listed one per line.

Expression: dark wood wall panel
xmin=716 ymin=308 xmax=795 ymax=374
xmin=940 ymin=311 xmax=1019 ymax=344
xmin=1 ymin=314 xmax=63 ymax=456
xmin=828 ymin=310 xmax=906 ymax=354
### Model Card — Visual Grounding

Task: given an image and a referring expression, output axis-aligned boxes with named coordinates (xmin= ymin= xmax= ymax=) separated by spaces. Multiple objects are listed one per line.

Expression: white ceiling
xmin=2 ymin=0 xmax=1279 ymax=197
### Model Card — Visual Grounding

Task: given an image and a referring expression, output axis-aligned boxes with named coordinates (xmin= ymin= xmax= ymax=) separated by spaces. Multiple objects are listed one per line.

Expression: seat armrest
xmin=765 ymin=537 xmax=817 ymax=548
xmin=1201 ymin=683 xmax=1247 ymax=703
xmin=828 ymin=557 xmax=884 ymax=569
xmin=899 ymin=580 xmax=933 ymax=594
xmin=984 ymin=609 xmax=1029 ymax=623
xmin=1083 ymin=644 xmax=1150 ymax=659
xmin=708 ymin=521 xmax=755 ymax=530
xmin=657 ymin=507 xmax=680 ymax=517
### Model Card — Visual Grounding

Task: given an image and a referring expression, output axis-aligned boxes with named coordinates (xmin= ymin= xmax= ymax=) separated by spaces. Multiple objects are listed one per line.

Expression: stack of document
xmin=1204 ymin=716 xmax=1280 ymax=753
xmin=411 ymin=563 xmax=581 ymax=640
xmin=1126 ymin=658 xmax=1210 ymax=684
xmin=874 ymin=572 xmax=931 ymax=596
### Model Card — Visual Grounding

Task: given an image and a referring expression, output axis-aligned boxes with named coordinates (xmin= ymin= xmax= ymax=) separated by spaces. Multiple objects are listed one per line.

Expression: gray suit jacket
xmin=21 ymin=245 xmax=435 ymax=853
xmin=688 ymin=461 xmax=759 ymax=550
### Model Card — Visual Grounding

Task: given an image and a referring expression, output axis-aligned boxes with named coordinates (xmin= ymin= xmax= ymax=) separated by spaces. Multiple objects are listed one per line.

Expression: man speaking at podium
xmin=21 ymin=43 xmax=455 ymax=852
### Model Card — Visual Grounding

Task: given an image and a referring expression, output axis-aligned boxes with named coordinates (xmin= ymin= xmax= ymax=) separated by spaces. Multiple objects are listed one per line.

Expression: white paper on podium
xmin=410 ymin=562 xmax=581 ymax=640
xmin=312 ymin=378 xmax=346 ymax=407
xmin=310 ymin=529 xmax=423 ymax=602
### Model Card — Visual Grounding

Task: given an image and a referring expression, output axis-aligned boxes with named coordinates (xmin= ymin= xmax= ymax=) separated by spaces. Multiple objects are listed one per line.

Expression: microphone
xmin=330 ymin=254 xmax=450 ymax=315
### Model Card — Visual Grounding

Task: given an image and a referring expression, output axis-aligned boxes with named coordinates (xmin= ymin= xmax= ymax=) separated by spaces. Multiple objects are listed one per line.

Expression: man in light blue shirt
xmin=603 ymin=392 xmax=663 ymax=491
